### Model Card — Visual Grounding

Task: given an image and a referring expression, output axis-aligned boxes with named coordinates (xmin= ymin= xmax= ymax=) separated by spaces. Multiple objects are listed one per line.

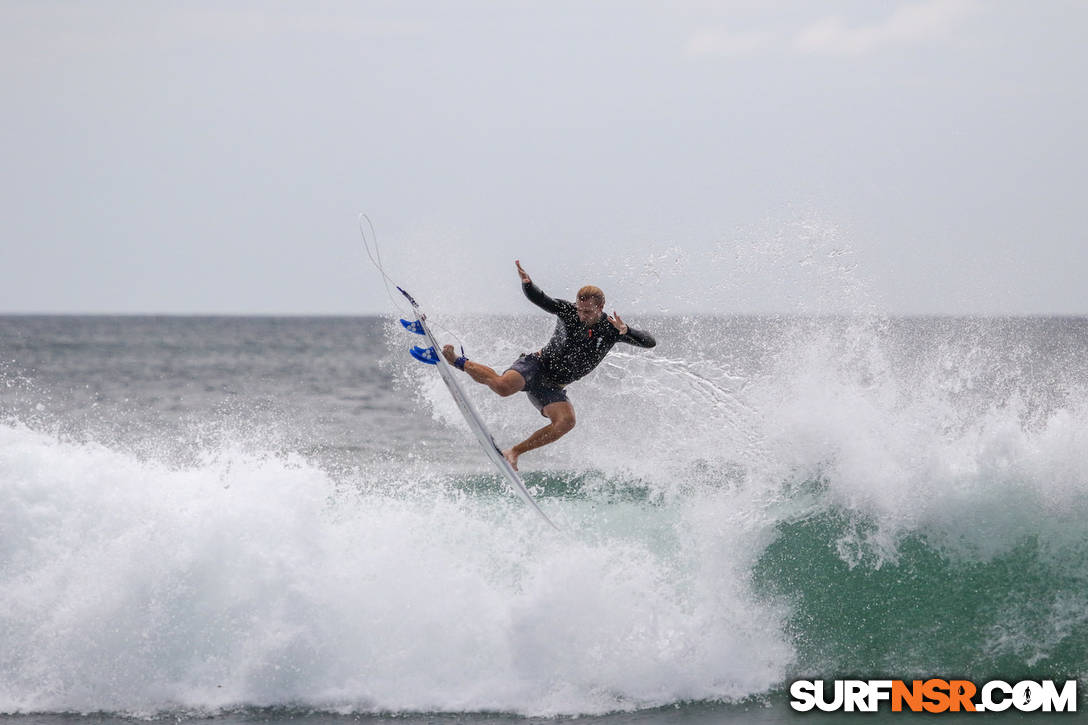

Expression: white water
xmin=0 ymin=421 xmax=789 ymax=716
xmin=4 ymin=314 xmax=1088 ymax=716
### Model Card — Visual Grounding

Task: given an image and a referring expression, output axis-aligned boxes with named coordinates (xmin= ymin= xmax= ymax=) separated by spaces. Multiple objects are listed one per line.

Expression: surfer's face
xmin=575 ymin=297 xmax=603 ymax=325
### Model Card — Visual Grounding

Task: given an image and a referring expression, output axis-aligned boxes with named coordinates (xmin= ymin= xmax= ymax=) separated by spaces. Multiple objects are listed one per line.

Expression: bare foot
xmin=442 ymin=344 xmax=458 ymax=366
xmin=502 ymin=447 xmax=520 ymax=471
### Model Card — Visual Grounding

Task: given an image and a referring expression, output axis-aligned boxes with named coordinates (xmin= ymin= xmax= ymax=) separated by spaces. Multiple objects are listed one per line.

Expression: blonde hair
xmin=576 ymin=285 xmax=605 ymax=308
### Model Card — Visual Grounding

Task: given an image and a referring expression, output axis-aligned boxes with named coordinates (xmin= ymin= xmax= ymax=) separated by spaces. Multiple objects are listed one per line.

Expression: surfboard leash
xmin=357 ymin=213 xmax=469 ymax=351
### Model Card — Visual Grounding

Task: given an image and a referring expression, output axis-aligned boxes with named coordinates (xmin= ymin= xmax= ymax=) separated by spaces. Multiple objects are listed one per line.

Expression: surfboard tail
xmin=396 ymin=301 xmax=559 ymax=530
xmin=397 ymin=286 xmax=420 ymax=308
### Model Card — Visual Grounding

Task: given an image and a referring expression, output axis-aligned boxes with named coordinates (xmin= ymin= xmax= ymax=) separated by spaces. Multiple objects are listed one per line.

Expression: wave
xmin=3 ymin=316 xmax=1088 ymax=716
xmin=0 ymin=423 xmax=787 ymax=717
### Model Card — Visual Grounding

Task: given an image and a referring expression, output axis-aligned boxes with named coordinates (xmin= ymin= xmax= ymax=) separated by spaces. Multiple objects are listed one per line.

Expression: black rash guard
xmin=522 ymin=281 xmax=656 ymax=386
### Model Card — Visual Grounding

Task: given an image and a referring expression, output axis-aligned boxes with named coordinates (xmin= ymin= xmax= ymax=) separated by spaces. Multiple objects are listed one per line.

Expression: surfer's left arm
xmin=609 ymin=311 xmax=656 ymax=348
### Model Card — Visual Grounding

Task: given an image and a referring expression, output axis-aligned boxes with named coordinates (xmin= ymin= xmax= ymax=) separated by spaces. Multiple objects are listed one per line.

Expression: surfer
xmin=443 ymin=260 xmax=656 ymax=470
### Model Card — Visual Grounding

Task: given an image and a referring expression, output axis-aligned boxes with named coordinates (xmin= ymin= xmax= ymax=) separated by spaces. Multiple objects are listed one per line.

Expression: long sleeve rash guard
xmin=522 ymin=281 xmax=656 ymax=386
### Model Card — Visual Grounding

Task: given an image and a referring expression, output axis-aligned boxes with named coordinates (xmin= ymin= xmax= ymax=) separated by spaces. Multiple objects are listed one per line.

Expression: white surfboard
xmin=398 ymin=287 xmax=560 ymax=530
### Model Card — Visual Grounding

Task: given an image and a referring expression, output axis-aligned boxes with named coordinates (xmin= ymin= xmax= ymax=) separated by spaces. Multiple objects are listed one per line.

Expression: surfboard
xmin=397 ymin=287 xmax=560 ymax=530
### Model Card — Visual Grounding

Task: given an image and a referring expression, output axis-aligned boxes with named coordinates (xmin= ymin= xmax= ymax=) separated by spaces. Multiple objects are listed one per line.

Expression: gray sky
xmin=2 ymin=0 xmax=1085 ymax=315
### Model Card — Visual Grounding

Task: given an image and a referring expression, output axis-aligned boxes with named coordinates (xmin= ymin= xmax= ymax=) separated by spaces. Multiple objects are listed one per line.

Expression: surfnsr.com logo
xmin=790 ymin=679 xmax=1077 ymax=713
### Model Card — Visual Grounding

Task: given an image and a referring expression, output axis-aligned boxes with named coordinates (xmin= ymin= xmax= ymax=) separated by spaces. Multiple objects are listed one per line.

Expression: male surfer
xmin=442 ymin=260 xmax=656 ymax=470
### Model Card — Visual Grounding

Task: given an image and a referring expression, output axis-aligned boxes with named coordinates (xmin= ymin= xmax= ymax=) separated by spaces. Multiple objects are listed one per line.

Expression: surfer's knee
xmin=548 ymin=406 xmax=575 ymax=435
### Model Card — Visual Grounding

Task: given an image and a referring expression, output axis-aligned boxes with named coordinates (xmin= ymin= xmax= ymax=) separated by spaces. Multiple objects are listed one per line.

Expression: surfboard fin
xmin=409 ymin=345 xmax=439 ymax=365
xmin=400 ymin=319 xmax=425 ymax=335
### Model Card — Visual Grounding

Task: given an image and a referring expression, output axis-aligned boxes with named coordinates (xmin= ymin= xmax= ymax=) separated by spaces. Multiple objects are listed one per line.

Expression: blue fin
xmin=400 ymin=318 xmax=425 ymax=335
xmin=410 ymin=345 xmax=439 ymax=365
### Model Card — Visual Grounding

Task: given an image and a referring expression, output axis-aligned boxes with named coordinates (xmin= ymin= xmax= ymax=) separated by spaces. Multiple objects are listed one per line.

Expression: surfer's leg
xmin=503 ymin=401 xmax=575 ymax=470
xmin=442 ymin=345 xmax=525 ymax=396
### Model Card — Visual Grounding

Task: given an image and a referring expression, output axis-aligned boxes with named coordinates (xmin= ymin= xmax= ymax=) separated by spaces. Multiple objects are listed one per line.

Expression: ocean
xmin=1 ymin=314 xmax=1086 ymax=723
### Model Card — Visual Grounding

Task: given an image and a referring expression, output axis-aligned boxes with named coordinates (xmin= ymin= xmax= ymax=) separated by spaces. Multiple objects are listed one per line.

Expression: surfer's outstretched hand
xmin=502 ymin=447 xmax=520 ymax=471
xmin=515 ymin=260 xmax=531 ymax=284
xmin=607 ymin=311 xmax=629 ymax=335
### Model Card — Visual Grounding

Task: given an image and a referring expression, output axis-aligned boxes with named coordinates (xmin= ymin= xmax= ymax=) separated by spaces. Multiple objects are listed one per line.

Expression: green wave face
xmin=753 ymin=508 xmax=1088 ymax=682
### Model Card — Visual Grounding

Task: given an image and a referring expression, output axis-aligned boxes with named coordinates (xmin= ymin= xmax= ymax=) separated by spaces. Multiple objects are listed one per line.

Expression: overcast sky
xmin=2 ymin=0 xmax=1085 ymax=315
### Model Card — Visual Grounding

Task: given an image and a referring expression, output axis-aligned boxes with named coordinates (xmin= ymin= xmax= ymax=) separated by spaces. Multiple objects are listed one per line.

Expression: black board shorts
xmin=506 ymin=352 xmax=569 ymax=415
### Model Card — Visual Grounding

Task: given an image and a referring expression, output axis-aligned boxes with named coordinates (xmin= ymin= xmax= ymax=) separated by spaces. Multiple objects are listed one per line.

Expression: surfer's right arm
xmin=515 ymin=259 xmax=531 ymax=284
xmin=517 ymin=260 xmax=565 ymax=315
xmin=522 ymin=280 xmax=565 ymax=315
